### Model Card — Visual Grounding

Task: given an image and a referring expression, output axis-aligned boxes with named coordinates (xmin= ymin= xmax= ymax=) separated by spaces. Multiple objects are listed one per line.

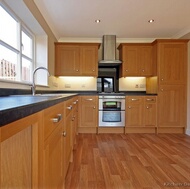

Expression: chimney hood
xmin=99 ymin=35 xmax=122 ymax=67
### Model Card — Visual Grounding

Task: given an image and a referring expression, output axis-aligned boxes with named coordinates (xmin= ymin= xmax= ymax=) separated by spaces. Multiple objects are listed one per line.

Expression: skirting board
xmin=186 ymin=128 xmax=190 ymax=136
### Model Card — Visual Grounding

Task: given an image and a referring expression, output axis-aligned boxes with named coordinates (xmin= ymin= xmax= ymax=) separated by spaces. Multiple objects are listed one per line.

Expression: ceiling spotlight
xmin=148 ymin=19 xmax=154 ymax=23
xmin=95 ymin=19 xmax=101 ymax=23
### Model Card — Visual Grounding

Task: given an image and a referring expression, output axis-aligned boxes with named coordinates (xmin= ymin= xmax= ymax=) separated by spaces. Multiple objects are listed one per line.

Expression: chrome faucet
xmin=31 ymin=67 xmax=50 ymax=95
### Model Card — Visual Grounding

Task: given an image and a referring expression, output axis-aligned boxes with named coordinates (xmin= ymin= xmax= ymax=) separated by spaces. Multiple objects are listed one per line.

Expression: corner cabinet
xmin=55 ymin=43 xmax=100 ymax=77
xmin=118 ymin=43 xmax=153 ymax=77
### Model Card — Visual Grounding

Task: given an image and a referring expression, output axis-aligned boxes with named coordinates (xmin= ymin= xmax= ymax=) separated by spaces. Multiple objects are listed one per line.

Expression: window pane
xmin=22 ymin=31 xmax=32 ymax=58
xmin=0 ymin=5 xmax=18 ymax=49
xmin=0 ymin=45 xmax=17 ymax=80
xmin=22 ymin=57 xmax=31 ymax=82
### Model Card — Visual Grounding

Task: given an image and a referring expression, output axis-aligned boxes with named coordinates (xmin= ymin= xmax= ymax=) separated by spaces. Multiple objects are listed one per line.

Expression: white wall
xmin=119 ymin=77 xmax=146 ymax=91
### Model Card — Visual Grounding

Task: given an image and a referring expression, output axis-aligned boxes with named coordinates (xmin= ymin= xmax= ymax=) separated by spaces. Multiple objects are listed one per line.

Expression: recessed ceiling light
xmin=148 ymin=19 xmax=154 ymax=23
xmin=95 ymin=19 xmax=101 ymax=23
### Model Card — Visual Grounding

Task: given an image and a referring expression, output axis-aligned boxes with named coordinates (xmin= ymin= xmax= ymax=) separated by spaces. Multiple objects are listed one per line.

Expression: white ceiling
xmin=34 ymin=0 xmax=190 ymax=41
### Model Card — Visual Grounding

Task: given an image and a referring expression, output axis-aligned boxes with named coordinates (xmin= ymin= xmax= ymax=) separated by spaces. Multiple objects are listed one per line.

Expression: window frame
xmin=0 ymin=3 xmax=35 ymax=83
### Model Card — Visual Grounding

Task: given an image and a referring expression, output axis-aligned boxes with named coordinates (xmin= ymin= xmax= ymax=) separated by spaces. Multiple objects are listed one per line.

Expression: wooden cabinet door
xmin=144 ymin=97 xmax=157 ymax=127
xmin=122 ymin=46 xmax=139 ymax=76
xmin=81 ymin=46 xmax=98 ymax=76
xmin=158 ymin=85 xmax=186 ymax=127
xmin=140 ymin=46 xmax=153 ymax=76
xmin=55 ymin=44 xmax=80 ymax=76
xmin=79 ymin=96 xmax=98 ymax=127
xmin=63 ymin=98 xmax=74 ymax=177
xmin=119 ymin=44 xmax=153 ymax=77
xmin=0 ymin=112 xmax=42 ymax=189
xmin=43 ymin=124 xmax=63 ymax=189
xmin=126 ymin=97 xmax=144 ymax=127
xmin=158 ymin=42 xmax=187 ymax=85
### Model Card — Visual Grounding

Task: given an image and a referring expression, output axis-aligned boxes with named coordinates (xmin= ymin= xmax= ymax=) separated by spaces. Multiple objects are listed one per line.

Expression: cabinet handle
xmin=161 ymin=78 xmax=164 ymax=81
xmin=67 ymin=105 xmax=72 ymax=110
xmin=92 ymin=69 xmax=95 ymax=72
xmin=86 ymin=98 xmax=93 ymax=101
xmin=128 ymin=106 xmax=131 ymax=109
xmin=161 ymin=89 xmax=164 ymax=92
xmin=93 ymin=106 xmax=96 ymax=109
xmin=142 ymin=69 xmax=145 ymax=72
xmin=52 ymin=114 xmax=62 ymax=123
xmin=146 ymin=106 xmax=149 ymax=109
xmin=76 ymin=69 xmax=79 ymax=72
xmin=131 ymin=98 xmax=139 ymax=101
xmin=62 ymin=131 xmax=66 ymax=137
xmin=146 ymin=98 xmax=154 ymax=101
xmin=125 ymin=69 xmax=128 ymax=72
xmin=73 ymin=101 xmax=77 ymax=104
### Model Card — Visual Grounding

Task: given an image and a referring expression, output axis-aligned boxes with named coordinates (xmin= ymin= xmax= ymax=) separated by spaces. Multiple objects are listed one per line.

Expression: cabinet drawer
xmin=65 ymin=98 xmax=73 ymax=117
xmin=44 ymin=102 xmax=64 ymax=140
xmin=145 ymin=96 xmax=156 ymax=103
xmin=81 ymin=96 xmax=97 ymax=104
xmin=126 ymin=96 xmax=143 ymax=104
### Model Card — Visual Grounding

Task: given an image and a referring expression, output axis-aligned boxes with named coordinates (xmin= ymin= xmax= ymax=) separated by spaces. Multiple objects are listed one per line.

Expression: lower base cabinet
xmin=0 ymin=112 xmax=43 ymax=189
xmin=125 ymin=96 xmax=157 ymax=133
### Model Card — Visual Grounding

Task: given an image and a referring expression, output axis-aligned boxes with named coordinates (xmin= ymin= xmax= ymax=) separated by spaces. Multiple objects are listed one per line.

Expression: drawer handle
xmin=146 ymin=99 xmax=154 ymax=101
xmin=86 ymin=98 xmax=93 ymax=101
xmin=62 ymin=131 xmax=66 ymax=137
xmin=52 ymin=114 xmax=62 ymax=123
xmin=131 ymin=98 xmax=139 ymax=101
xmin=67 ymin=105 xmax=72 ymax=110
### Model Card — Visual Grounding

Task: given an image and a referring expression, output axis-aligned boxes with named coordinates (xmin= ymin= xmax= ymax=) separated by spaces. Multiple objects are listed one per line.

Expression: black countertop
xmin=0 ymin=90 xmax=157 ymax=127
xmin=0 ymin=94 xmax=77 ymax=127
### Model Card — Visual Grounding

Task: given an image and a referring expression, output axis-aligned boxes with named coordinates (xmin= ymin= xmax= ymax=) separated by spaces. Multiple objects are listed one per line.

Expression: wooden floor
xmin=65 ymin=133 xmax=190 ymax=189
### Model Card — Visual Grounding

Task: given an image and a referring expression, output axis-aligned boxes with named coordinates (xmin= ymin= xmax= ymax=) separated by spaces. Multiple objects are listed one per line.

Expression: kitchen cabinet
xmin=126 ymin=96 xmax=144 ymax=127
xmin=43 ymin=102 xmax=64 ymax=189
xmin=55 ymin=44 xmax=80 ymax=76
xmin=125 ymin=96 xmax=157 ymax=133
xmin=144 ymin=96 xmax=157 ymax=127
xmin=64 ymin=98 xmax=75 ymax=176
xmin=118 ymin=43 xmax=153 ymax=77
xmin=78 ymin=96 xmax=98 ymax=133
xmin=0 ymin=112 xmax=43 ymax=189
xmin=155 ymin=40 xmax=188 ymax=85
xmin=55 ymin=43 xmax=100 ymax=76
xmin=158 ymin=85 xmax=186 ymax=132
xmin=151 ymin=39 xmax=188 ymax=133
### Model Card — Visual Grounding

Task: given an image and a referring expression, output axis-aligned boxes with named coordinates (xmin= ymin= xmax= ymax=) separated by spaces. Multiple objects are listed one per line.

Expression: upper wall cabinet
xmin=55 ymin=43 xmax=100 ymax=77
xmin=118 ymin=43 xmax=154 ymax=77
xmin=153 ymin=39 xmax=188 ymax=85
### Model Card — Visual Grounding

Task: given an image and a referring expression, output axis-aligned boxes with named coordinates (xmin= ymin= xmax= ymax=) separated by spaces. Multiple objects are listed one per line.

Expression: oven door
xmin=99 ymin=110 xmax=125 ymax=127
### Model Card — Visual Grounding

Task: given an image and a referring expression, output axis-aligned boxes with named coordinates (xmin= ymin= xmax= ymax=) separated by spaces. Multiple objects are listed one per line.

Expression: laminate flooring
xmin=65 ymin=133 xmax=190 ymax=189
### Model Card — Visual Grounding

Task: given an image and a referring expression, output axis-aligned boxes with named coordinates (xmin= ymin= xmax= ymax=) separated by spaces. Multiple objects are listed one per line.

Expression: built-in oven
xmin=99 ymin=95 xmax=125 ymax=127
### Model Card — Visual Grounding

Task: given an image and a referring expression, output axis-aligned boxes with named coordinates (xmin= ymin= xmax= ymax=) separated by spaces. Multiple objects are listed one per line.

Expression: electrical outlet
xmin=65 ymin=84 xmax=71 ymax=88
xmin=140 ymin=84 xmax=145 ymax=88
xmin=53 ymin=82 xmax=58 ymax=87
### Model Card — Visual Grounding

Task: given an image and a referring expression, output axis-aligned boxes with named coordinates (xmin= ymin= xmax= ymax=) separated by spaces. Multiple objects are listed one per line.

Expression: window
xmin=0 ymin=4 xmax=34 ymax=82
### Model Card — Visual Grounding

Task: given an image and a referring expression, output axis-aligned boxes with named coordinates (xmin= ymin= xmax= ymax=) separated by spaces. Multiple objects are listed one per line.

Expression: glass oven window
xmin=102 ymin=111 xmax=121 ymax=122
xmin=103 ymin=101 xmax=121 ymax=110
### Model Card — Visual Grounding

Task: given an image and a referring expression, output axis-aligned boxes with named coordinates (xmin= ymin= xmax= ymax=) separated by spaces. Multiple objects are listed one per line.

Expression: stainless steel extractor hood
xmin=99 ymin=35 xmax=122 ymax=67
